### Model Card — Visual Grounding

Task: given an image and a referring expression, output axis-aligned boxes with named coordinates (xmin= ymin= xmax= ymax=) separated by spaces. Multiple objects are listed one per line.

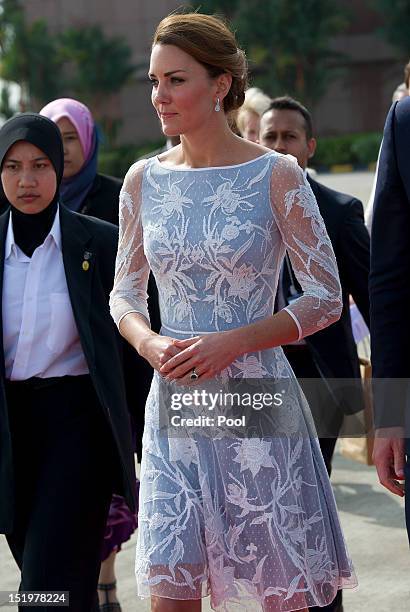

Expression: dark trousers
xmin=284 ymin=346 xmax=344 ymax=476
xmin=284 ymin=346 xmax=343 ymax=612
xmin=5 ymin=375 xmax=116 ymax=612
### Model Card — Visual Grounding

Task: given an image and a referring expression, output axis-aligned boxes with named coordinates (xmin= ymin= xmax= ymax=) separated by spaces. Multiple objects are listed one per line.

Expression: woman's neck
xmin=162 ymin=116 xmax=266 ymax=169
xmin=11 ymin=200 xmax=58 ymax=257
xmin=164 ymin=115 xmax=244 ymax=169
xmin=183 ymin=122 xmax=236 ymax=166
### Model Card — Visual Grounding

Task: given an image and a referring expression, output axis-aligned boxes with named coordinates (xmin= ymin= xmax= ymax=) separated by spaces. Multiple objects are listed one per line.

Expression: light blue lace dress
xmin=110 ymin=151 xmax=357 ymax=611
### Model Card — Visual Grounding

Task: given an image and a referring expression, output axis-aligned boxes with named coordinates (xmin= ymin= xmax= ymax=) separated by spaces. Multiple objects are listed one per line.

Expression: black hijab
xmin=0 ymin=113 xmax=64 ymax=257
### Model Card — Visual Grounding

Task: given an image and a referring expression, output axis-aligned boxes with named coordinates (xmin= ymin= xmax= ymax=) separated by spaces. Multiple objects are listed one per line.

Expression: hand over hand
xmin=373 ymin=427 xmax=405 ymax=497
xmin=139 ymin=334 xmax=183 ymax=373
xmin=159 ymin=332 xmax=239 ymax=385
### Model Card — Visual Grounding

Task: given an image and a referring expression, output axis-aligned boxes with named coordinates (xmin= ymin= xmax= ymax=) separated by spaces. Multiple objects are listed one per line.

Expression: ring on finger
xmin=190 ymin=367 xmax=199 ymax=380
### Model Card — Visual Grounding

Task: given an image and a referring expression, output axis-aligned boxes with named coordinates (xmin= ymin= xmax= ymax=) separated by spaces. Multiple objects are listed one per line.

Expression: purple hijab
xmin=40 ymin=98 xmax=98 ymax=212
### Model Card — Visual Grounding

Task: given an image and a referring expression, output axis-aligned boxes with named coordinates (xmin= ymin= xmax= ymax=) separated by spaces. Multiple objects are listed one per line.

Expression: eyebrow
xmin=4 ymin=156 xmax=50 ymax=163
xmin=148 ymin=69 xmax=188 ymax=78
xmin=262 ymin=129 xmax=298 ymax=134
xmin=61 ymin=131 xmax=78 ymax=136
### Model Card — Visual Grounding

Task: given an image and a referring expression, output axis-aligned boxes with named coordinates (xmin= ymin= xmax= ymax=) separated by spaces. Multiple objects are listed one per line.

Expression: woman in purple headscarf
xmin=40 ymin=98 xmax=122 ymax=224
xmin=40 ymin=98 xmax=138 ymax=611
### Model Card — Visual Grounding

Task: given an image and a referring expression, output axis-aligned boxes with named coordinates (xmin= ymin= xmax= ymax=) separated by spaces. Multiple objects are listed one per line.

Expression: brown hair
xmin=153 ymin=12 xmax=248 ymax=113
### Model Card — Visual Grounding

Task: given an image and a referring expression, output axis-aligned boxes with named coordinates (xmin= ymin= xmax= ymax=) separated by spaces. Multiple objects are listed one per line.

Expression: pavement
xmin=314 ymin=170 xmax=374 ymax=208
xmin=2 ymin=172 xmax=408 ymax=611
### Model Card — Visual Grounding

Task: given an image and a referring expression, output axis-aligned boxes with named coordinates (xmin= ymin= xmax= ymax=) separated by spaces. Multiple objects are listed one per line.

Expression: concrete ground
xmin=3 ymin=172 xmax=407 ymax=611
xmin=315 ymin=170 xmax=374 ymax=208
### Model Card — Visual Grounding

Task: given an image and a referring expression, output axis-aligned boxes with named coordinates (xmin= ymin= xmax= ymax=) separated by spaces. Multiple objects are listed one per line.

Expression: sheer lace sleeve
xmin=270 ymin=155 xmax=342 ymax=339
xmin=109 ymin=159 xmax=151 ymax=328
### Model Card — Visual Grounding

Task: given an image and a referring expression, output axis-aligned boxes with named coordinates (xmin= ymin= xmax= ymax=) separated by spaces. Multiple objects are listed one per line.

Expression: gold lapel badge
xmin=82 ymin=251 xmax=92 ymax=271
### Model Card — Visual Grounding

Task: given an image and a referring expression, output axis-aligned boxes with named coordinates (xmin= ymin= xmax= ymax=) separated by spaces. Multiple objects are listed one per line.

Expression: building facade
xmin=22 ymin=0 xmax=183 ymax=145
xmin=22 ymin=0 xmax=405 ymax=144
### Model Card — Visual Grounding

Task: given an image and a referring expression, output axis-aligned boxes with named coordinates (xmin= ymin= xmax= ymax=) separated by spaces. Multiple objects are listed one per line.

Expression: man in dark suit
xmin=370 ymin=97 xmax=410 ymax=537
xmin=260 ymin=96 xmax=370 ymax=612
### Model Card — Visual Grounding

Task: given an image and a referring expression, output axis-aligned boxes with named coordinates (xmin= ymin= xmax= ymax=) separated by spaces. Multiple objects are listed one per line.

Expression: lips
xmin=19 ymin=194 xmax=39 ymax=203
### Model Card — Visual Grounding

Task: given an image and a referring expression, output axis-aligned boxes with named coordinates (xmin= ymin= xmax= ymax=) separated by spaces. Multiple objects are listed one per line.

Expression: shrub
xmin=311 ymin=132 xmax=382 ymax=168
xmin=350 ymin=133 xmax=382 ymax=165
xmin=98 ymin=140 xmax=165 ymax=178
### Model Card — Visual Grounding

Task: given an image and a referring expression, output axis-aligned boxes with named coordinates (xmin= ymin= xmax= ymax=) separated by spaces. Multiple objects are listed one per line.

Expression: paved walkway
xmin=316 ymin=170 xmax=374 ymax=208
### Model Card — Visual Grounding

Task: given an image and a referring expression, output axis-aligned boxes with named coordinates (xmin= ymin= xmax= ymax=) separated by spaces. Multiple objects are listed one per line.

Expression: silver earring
xmin=214 ymin=97 xmax=221 ymax=112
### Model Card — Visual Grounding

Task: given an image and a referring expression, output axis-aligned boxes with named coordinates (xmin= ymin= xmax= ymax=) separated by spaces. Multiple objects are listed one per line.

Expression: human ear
xmin=215 ymin=73 xmax=233 ymax=103
xmin=307 ymin=137 xmax=317 ymax=159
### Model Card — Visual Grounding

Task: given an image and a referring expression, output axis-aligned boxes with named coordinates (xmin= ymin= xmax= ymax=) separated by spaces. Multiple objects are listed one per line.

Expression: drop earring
xmin=214 ymin=97 xmax=221 ymax=112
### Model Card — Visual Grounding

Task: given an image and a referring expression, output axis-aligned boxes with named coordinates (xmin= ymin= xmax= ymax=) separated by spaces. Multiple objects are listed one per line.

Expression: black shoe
xmin=97 ymin=581 xmax=122 ymax=612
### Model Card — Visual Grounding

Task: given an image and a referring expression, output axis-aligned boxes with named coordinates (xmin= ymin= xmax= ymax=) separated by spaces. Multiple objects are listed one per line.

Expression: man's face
xmin=259 ymin=108 xmax=316 ymax=170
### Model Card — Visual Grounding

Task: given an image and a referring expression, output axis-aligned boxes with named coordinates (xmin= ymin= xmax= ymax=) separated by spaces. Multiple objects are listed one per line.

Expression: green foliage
xmin=192 ymin=0 xmax=348 ymax=106
xmin=350 ymin=132 xmax=382 ymax=165
xmin=312 ymin=132 xmax=382 ymax=167
xmin=0 ymin=0 xmax=63 ymax=108
xmin=0 ymin=1 xmax=135 ymax=133
xmin=0 ymin=82 xmax=14 ymax=118
xmin=193 ymin=0 xmax=239 ymax=18
xmin=237 ymin=0 xmax=348 ymax=104
xmin=314 ymin=135 xmax=354 ymax=166
xmin=98 ymin=141 xmax=165 ymax=178
xmin=58 ymin=26 xmax=135 ymax=107
xmin=372 ymin=0 xmax=410 ymax=57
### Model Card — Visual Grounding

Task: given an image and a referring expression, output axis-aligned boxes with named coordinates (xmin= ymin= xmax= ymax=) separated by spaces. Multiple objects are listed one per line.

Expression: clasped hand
xmin=142 ymin=332 xmax=239 ymax=385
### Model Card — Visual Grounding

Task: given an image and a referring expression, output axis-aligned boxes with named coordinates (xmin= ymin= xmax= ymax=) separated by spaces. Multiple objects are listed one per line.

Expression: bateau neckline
xmin=153 ymin=150 xmax=273 ymax=172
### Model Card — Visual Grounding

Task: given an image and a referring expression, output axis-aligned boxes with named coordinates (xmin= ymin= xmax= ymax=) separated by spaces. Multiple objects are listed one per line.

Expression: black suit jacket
xmin=79 ymin=173 xmax=122 ymax=225
xmin=370 ymin=98 xmax=410 ymax=428
xmin=0 ymin=205 xmax=137 ymax=533
xmin=74 ymin=172 xmax=160 ymax=458
xmin=282 ymin=175 xmax=370 ymax=413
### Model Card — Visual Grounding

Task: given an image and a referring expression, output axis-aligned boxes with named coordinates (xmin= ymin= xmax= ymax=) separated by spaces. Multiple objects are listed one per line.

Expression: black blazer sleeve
xmin=370 ymin=100 xmax=410 ymax=426
xmin=370 ymin=101 xmax=410 ymax=378
xmin=338 ymin=198 xmax=370 ymax=327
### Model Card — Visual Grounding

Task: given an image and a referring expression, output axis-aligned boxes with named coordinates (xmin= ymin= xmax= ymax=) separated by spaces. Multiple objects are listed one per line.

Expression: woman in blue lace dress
xmin=110 ymin=12 xmax=357 ymax=612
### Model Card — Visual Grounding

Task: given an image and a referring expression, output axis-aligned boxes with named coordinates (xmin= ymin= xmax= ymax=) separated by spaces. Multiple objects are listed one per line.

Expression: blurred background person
xmin=40 ymin=98 xmax=121 ymax=224
xmin=235 ymin=86 xmax=271 ymax=142
xmin=40 ymin=97 xmax=160 ymax=611
xmin=370 ymin=95 xmax=410 ymax=538
xmin=366 ymin=60 xmax=410 ymax=232
xmin=260 ymin=96 xmax=370 ymax=612
xmin=392 ymin=82 xmax=408 ymax=103
xmin=260 ymin=95 xmax=370 ymax=473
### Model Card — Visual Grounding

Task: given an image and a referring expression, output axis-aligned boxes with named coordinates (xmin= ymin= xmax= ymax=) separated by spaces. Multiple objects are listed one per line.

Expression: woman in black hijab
xmin=0 ymin=114 xmax=137 ymax=612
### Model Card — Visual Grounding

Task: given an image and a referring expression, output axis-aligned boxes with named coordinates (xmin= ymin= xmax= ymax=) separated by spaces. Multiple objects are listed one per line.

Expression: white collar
xmin=5 ymin=205 xmax=62 ymax=259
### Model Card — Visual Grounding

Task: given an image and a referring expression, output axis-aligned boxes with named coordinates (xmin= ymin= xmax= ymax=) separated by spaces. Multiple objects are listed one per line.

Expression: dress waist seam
xmin=161 ymin=324 xmax=216 ymax=336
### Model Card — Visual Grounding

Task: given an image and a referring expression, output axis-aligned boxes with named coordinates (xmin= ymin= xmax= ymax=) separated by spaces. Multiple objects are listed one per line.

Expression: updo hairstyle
xmin=153 ymin=13 xmax=248 ymax=114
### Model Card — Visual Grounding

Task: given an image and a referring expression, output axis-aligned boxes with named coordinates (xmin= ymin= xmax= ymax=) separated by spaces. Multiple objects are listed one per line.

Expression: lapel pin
xmin=82 ymin=250 xmax=92 ymax=271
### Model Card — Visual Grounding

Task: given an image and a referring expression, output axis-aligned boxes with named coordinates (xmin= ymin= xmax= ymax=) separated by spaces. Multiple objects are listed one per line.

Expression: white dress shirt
xmin=2 ymin=207 xmax=89 ymax=380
